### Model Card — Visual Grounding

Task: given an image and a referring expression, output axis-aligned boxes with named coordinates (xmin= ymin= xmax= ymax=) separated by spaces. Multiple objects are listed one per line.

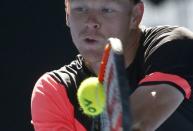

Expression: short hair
xmin=133 ymin=0 xmax=142 ymax=4
xmin=65 ymin=0 xmax=142 ymax=4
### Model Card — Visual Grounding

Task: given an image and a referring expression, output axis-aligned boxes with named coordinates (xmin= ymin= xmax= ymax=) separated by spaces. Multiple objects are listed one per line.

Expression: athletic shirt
xmin=31 ymin=26 xmax=193 ymax=131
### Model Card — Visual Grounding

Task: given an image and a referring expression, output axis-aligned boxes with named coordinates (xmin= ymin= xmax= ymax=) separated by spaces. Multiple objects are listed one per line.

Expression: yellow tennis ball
xmin=77 ymin=77 xmax=106 ymax=116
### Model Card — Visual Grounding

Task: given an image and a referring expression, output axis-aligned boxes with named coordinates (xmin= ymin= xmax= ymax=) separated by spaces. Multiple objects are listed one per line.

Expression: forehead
xmin=70 ymin=0 xmax=131 ymax=5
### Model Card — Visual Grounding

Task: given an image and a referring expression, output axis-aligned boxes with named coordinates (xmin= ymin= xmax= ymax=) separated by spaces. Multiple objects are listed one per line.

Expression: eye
xmin=74 ymin=6 xmax=88 ymax=13
xmin=102 ymin=7 xmax=114 ymax=13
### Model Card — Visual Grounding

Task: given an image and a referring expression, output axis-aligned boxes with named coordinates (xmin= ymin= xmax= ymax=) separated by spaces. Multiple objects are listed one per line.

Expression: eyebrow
xmin=70 ymin=0 xmax=130 ymax=8
xmin=71 ymin=0 xmax=125 ymax=2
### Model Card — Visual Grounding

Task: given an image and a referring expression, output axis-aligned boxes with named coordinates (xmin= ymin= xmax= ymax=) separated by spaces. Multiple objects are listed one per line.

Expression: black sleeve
xmin=140 ymin=26 xmax=193 ymax=99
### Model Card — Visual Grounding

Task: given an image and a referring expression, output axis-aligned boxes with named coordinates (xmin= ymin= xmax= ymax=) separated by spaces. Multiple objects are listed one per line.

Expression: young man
xmin=31 ymin=0 xmax=193 ymax=130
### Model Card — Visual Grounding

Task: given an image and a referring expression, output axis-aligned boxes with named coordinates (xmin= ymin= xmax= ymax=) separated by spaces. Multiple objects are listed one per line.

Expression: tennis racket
xmin=98 ymin=38 xmax=132 ymax=131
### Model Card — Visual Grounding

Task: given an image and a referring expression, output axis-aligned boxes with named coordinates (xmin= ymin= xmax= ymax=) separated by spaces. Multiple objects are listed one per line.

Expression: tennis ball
xmin=77 ymin=77 xmax=106 ymax=116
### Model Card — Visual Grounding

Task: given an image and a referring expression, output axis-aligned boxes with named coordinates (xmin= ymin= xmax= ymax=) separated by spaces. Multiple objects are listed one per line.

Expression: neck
xmin=124 ymin=28 xmax=142 ymax=69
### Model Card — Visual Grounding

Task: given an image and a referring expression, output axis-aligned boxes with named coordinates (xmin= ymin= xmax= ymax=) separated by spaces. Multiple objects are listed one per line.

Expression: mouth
xmin=84 ymin=38 xmax=98 ymax=44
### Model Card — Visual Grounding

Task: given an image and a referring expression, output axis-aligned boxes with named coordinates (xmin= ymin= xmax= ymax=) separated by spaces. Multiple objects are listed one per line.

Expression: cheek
xmin=69 ymin=18 xmax=81 ymax=31
xmin=68 ymin=16 xmax=83 ymax=42
xmin=69 ymin=13 xmax=85 ymax=30
xmin=105 ymin=22 xmax=129 ymax=39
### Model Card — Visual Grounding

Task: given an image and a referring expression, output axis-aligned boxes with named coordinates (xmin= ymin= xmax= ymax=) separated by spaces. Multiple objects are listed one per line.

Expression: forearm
xmin=129 ymin=84 xmax=184 ymax=131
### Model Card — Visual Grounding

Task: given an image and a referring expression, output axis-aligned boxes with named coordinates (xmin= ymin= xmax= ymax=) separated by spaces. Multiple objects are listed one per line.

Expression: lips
xmin=84 ymin=38 xmax=97 ymax=44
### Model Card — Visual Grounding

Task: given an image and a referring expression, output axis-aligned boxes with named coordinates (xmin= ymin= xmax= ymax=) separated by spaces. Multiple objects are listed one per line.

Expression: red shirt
xmin=31 ymin=73 xmax=86 ymax=131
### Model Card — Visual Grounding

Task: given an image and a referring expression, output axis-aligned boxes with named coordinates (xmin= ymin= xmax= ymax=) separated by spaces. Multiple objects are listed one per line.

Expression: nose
xmin=85 ymin=14 xmax=101 ymax=30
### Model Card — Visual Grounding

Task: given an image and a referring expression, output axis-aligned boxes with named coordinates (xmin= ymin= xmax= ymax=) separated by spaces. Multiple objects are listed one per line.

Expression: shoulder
xmin=31 ymin=54 xmax=94 ymax=110
xmin=31 ymin=72 xmax=74 ymax=121
xmin=32 ymin=73 xmax=62 ymax=93
xmin=31 ymin=73 xmax=70 ymax=106
xmin=31 ymin=56 xmax=84 ymax=121
xmin=142 ymin=25 xmax=193 ymax=37
xmin=141 ymin=25 xmax=193 ymax=45
xmin=31 ymin=72 xmax=82 ymax=130
xmin=31 ymin=55 xmax=92 ymax=130
xmin=49 ymin=54 xmax=94 ymax=89
xmin=32 ymin=54 xmax=87 ymax=95
xmin=140 ymin=26 xmax=193 ymax=61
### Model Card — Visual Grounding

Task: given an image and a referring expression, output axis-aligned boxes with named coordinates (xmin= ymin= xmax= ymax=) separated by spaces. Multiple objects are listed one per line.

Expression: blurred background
xmin=142 ymin=0 xmax=193 ymax=30
xmin=0 ymin=0 xmax=192 ymax=130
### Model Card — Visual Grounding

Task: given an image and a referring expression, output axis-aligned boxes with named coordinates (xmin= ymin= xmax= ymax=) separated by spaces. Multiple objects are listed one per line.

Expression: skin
xmin=65 ymin=0 xmax=143 ymax=73
xmin=65 ymin=0 xmax=184 ymax=130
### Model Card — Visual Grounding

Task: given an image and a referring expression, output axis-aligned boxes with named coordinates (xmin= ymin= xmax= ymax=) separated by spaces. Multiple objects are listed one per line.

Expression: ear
xmin=65 ymin=0 xmax=70 ymax=27
xmin=130 ymin=2 xmax=144 ymax=29
xmin=66 ymin=14 xmax=70 ymax=27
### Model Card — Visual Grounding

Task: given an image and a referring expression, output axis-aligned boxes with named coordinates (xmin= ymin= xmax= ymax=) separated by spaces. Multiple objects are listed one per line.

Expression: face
xmin=66 ymin=0 xmax=137 ymax=73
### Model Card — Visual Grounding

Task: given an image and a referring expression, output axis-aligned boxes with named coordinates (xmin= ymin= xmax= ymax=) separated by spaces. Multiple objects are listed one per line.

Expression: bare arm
xmin=130 ymin=84 xmax=184 ymax=131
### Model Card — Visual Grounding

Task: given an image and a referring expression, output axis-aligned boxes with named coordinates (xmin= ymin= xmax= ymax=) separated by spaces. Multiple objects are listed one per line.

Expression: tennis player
xmin=31 ymin=0 xmax=193 ymax=130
